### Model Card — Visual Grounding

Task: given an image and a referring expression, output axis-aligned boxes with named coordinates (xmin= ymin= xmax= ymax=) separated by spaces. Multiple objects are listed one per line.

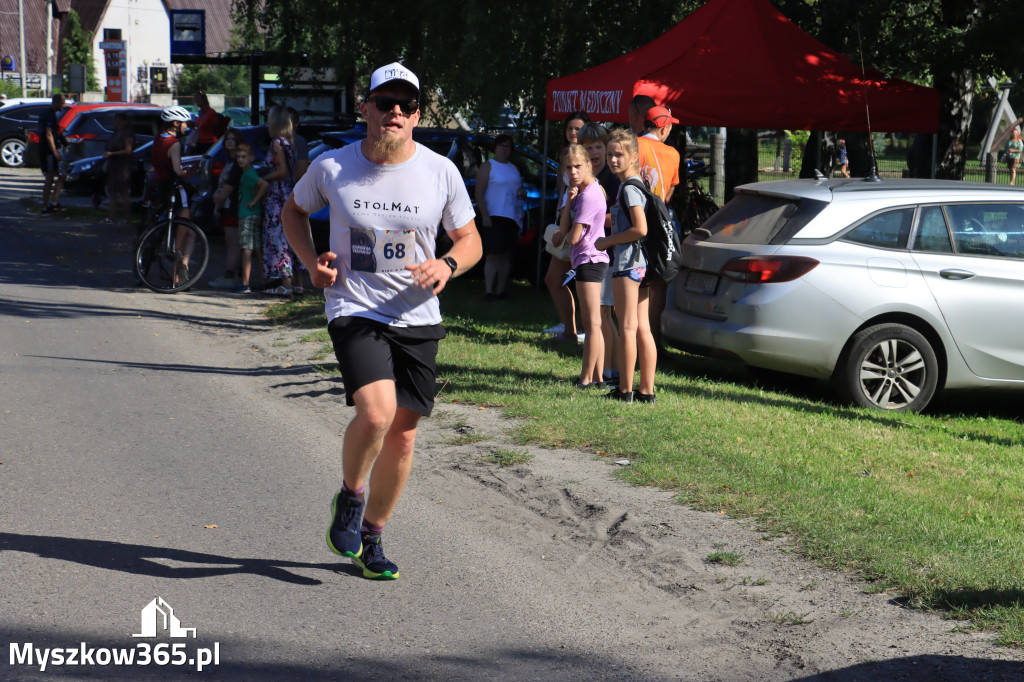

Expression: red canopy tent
xmin=545 ymin=0 xmax=939 ymax=133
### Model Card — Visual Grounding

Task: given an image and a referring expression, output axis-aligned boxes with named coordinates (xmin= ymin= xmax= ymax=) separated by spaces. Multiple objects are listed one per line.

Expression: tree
xmin=778 ymin=0 xmax=1024 ymax=179
xmin=232 ymin=0 xmax=701 ymax=124
xmin=61 ymin=9 xmax=99 ymax=91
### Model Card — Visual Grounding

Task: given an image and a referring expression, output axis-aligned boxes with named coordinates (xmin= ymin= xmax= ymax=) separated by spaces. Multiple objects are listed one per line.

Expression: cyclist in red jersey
xmin=152 ymin=105 xmax=192 ymax=219
xmin=153 ymin=106 xmax=196 ymax=284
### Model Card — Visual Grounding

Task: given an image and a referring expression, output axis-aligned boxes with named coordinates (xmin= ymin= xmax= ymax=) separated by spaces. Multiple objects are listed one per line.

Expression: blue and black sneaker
xmin=326 ymin=489 xmax=365 ymax=559
xmin=354 ymin=534 xmax=399 ymax=580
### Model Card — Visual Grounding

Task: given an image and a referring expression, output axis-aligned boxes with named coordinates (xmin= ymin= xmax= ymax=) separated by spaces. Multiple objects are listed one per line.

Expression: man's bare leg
xmin=364 ymin=407 xmax=420 ymax=526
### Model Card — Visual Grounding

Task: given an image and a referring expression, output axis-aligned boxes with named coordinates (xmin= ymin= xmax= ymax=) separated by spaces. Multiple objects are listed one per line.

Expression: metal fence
xmin=754 ymin=136 xmax=1022 ymax=185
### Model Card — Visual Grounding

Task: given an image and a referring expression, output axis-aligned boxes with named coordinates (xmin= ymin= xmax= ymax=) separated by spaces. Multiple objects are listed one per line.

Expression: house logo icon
xmin=133 ymin=597 xmax=197 ymax=638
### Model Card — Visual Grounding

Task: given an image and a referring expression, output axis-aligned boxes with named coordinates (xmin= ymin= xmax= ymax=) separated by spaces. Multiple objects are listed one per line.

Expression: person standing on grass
xmin=595 ymin=129 xmax=657 ymax=404
xmin=476 ymin=134 xmax=523 ymax=300
xmin=281 ymin=62 xmax=481 ymax=580
xmin=577 ymin=122 xmax=620 ymax=387
xmin=838 ymin=138 xmax=851 ymax=178
xmin=545 ymin=112 xmax=591 ymax=344
xmin=552 ymin=143 xmax=610 ymax=388
xmin=1006 ymin=128 xmax=1022 ymax=186
xmin=38 ymin=93 xmax=66 ymax=214
xmin=636 ymin=105 xmax=681 ymax=355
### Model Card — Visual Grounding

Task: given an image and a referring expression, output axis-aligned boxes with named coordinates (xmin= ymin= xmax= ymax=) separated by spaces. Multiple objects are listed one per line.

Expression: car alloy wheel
xmin=1 ymin=137 xmax=25 ymax=167
xmin=837 ymin=323 xmax=939 ymax=412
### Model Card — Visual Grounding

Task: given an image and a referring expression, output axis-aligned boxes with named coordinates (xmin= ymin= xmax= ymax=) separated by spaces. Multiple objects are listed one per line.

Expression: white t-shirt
xmin=483 ymin=159 xmax=522 ymax=226
xmin=292 ymin=141 xmax=475 ymax=327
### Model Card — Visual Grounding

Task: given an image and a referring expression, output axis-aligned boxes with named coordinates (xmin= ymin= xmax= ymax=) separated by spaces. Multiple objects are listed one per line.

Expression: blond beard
xmin=371 ymin=133 xmax=406 ymax=163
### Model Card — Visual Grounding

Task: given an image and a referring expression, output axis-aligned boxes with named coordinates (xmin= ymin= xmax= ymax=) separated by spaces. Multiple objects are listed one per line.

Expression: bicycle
xmin=134 ymin=178 xmax=209 ymax=293
xmin=678 ymin=159 xmax=719 ymax=235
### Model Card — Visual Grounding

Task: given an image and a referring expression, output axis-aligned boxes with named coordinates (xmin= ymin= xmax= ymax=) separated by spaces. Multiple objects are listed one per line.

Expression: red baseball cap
xmin=645 ymin=105 xmax=679 ymax=128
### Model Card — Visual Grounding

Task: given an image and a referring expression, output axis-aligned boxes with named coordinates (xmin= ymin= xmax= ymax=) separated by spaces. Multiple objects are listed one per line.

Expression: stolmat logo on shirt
xmin=7 ymin=597 xmax=221 ymax=672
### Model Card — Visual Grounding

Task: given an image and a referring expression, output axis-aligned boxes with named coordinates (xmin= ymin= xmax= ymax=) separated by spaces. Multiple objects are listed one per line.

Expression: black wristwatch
xmin=442 ymin=256 xmax=458 ymax=277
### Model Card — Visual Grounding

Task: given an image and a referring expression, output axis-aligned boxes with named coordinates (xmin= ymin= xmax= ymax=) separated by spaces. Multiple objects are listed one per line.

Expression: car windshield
xmin=697 ymin=193 xmax=824 ymax=245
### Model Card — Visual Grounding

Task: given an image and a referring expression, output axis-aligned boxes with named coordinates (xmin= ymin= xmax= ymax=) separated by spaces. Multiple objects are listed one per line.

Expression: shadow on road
xmin=0 ymin=532 xmax=356 ymax=586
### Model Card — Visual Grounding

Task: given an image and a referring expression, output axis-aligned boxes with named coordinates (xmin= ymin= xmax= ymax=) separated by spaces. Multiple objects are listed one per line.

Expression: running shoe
xmin=326 ymin=489 xmax=364 ymax=558
xmin=633 ymin=391 xmax=656 ymax=404
xmin=354 ymin=534 xmax=399 ymax=580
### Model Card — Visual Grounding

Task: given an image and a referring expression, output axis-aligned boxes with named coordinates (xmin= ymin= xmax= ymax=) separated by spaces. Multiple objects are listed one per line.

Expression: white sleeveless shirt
xmin=483 ymin=160 xmax=522 ymax=226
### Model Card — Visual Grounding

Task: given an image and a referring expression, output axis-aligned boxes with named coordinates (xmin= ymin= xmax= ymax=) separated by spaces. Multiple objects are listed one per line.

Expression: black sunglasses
xmin=367 ymin=96 xmax=419 ymax=116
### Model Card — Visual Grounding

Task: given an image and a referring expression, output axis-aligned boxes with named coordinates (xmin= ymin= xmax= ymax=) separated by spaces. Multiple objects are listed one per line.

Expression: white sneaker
xmin=542 ymin=323 xmax=565 ymax=335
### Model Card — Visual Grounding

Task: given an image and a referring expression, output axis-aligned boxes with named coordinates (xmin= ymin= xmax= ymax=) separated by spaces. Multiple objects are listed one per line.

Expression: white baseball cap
xmin=369 ymin=62 xmax=420 ymax=97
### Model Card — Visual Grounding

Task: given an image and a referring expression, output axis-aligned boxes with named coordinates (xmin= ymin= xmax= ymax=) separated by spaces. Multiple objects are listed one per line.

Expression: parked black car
xmin=0 ymin=102 xmax=53 ymax=168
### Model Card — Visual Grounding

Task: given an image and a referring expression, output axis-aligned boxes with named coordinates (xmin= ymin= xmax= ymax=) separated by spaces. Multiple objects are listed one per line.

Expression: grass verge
xmin=266 ymin=278 xmax=1024 ymax=647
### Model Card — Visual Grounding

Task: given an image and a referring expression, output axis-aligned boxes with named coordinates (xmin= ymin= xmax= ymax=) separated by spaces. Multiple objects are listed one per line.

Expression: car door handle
xmin=939 ymin=269 xmax=976 ymax=280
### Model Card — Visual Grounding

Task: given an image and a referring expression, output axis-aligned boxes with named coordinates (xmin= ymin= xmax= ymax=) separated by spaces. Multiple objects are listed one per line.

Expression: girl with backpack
xmin=594 ymin=129 xmax=657 ymax=403
xmin=551 ymin=144 xmax=610 ymax=388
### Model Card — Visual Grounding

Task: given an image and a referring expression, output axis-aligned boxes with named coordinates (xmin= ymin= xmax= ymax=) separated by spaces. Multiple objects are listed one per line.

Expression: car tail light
xmin=27 ymin=131 xmax=39 ymax=144
xmin=211 ymin=160 xmax=225 ymax=180
xmin=65 ymin=133 xmax=98 ymax=144
xmin=721 ymin=256 xmax=819 ymax=283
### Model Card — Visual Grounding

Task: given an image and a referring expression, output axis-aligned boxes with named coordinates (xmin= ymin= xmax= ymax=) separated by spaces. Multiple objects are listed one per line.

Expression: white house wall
xmin=91 ymin=0 xmax=171 ymax=101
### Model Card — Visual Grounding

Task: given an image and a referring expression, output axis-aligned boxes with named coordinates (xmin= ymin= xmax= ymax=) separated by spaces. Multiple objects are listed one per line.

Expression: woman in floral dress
xmin=261 ymin=105 xmax=305 ymax=295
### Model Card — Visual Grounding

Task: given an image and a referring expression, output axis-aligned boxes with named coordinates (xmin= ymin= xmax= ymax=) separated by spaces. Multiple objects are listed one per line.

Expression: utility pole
xmin=18 ymin=0 xmax=27 ymax=96
xmin=46 ymin=0 xmax=53 ymax=95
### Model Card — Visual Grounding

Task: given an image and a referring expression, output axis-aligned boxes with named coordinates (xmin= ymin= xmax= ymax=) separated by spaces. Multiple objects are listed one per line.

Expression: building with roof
xmin=0 ymin=0 xmax=234 ymax=99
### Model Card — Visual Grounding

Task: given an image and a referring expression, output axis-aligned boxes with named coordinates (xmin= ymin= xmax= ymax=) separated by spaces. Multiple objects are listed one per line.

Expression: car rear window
xmin=697 ymin=193 xmax=825 ymax=245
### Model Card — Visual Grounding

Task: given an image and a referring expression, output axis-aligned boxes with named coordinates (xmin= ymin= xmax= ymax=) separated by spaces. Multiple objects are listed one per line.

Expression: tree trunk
xmin=934 ymin=66 xmax=974 ymax=180
xmin=725 ymin=128 xmax=758 ymax=201
xmin=934 ymin=0 xmax=983 ymax=180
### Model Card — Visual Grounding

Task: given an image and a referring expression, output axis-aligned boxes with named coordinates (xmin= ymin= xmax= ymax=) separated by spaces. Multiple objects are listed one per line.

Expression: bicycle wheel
xmin=134 ymin=219 xmax=209 ymax=293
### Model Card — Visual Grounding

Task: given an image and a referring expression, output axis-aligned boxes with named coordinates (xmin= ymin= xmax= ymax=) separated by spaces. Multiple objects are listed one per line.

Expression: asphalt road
xmin=3 ymin=167 xmax=1022 ymax=681
xmin=0 ymin=172 xmax=692 ymax=681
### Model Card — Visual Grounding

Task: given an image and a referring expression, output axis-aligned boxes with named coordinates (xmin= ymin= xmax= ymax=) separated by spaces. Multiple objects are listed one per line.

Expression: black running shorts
xmin=574 ymin=261 xmax=608 ymax=283
xmin=328 ymin=315 xmax=447 ymax=417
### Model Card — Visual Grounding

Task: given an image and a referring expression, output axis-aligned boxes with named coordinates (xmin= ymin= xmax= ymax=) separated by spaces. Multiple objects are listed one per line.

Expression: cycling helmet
xmin=161 ymin=105 xmax=192 ymax=122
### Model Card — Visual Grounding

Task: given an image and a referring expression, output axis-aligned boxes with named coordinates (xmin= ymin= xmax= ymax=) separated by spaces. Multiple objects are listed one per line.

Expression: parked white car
xmin=662 ymin=178 xmax=1024 ymax=412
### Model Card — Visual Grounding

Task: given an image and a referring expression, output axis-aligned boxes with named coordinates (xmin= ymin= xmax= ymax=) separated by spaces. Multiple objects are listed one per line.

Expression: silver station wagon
xmin=662 ymin=178 xmax=1024 ymax=412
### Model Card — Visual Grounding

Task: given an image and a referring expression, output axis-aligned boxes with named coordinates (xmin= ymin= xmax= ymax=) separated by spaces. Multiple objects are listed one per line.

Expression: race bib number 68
xmin=350 ymin=227 xmax=417 ymax=274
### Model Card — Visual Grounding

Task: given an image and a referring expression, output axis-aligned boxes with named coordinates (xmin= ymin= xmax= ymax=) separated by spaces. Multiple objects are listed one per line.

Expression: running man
xmin=282 ymin=62 xmax=481 ymax=580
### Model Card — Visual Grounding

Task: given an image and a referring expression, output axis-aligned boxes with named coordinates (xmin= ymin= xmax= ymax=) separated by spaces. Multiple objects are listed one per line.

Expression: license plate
xmin=685 ymin=271 xmax=719 ymax=295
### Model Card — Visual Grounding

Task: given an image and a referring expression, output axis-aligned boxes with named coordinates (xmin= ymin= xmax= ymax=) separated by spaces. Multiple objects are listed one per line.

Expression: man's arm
xmin=406 ymin=220 xmax=481 ymax=295
xmin=282 ymin=194 xmax=336 ymax=288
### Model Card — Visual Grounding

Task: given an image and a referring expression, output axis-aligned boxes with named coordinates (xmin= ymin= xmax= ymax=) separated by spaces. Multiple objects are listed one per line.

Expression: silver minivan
xmin=662 ymin=178 xmax=1024 ymax=412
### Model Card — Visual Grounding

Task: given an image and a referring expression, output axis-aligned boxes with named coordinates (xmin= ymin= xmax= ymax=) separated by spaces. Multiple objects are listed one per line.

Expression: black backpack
xmin=622 ymin=178 xmax=683 ymax=283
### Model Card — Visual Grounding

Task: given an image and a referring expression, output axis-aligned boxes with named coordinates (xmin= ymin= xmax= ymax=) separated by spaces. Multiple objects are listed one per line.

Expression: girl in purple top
xmin=552 ymin=144 xmax=610 ymax=388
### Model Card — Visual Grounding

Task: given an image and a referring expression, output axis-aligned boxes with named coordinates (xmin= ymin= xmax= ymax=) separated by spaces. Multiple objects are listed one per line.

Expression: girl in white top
xmin=475 ymin=134 xmax=523 ymax=299
xmin=594 ymin=129 xmax=657 ymax=403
